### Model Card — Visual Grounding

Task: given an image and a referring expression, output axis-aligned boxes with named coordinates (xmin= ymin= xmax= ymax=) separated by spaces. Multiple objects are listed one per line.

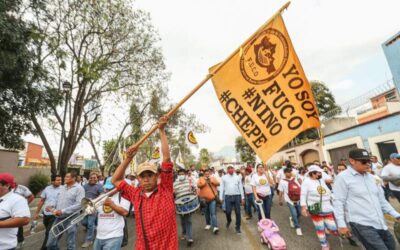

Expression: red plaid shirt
xmin=117 ymin=162 xmax=178 ymax=250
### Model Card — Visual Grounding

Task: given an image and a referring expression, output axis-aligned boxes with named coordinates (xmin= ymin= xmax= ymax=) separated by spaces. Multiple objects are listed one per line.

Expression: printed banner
xmin=210 ymin=14 xmax=320 ymax=163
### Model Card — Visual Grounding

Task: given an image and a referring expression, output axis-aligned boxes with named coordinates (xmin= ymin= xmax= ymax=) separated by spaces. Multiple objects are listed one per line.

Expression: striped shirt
xmin=173 ymin=178 xmax=195 ymax=197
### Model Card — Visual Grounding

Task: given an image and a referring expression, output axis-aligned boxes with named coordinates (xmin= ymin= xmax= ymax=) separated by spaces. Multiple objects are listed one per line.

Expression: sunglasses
xmin=357 ymin=159 xmax=371 ymax=165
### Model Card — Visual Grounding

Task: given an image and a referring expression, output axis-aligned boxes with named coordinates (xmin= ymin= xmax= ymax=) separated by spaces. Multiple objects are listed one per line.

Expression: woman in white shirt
xmin=300 ymin=165 xmax=338 ymax=250
xmin=251 ymin=163 xmax=274 ymax=220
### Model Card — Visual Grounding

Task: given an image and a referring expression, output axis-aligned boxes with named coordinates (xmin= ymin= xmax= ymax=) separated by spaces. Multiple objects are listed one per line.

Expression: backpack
xmin=285 ymin=178 xmax=301 ymax=202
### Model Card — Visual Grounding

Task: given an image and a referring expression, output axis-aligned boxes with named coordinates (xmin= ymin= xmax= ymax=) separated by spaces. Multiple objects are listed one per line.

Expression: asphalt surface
xmin=20 ymin=195 xmax=391 ymax=250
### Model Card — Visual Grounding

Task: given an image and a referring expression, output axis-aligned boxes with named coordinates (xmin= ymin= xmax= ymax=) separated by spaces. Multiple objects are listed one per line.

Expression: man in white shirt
xmin=219 ymin=165 xmax=244 ymax=235
xmin=0 ymin=173 xmax=31 ymax=250
xmin=93 ymin=179 xmax=130 ymax=250
xmin=381 ymin=152 xmax=400 ymax=203
xmin=13 ymin=183 xmax=34 ymax=248
xmin=33 ymin=175 xmax=62 ymax=250
xmin=371 ymin=156 xmax=383 ymax=176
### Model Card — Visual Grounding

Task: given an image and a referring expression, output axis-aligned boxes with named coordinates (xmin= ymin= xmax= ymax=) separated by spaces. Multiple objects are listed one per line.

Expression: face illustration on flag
xmin=210 ymin=14 xmax=320 ymax=163
xmin=149 ymin=143 xmax=162 ymax=163
xmin=185 ymin=128 xmax=199 ymax=148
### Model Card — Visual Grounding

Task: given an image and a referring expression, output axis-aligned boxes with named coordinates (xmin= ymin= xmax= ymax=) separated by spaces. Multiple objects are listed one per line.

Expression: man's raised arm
xmin=159 ymin=116 xmax=174 ymax=192
xmin=159 ymin=116 xmax=171 ymax=163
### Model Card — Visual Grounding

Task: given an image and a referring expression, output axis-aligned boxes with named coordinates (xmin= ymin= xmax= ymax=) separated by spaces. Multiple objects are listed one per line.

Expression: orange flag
xmin=210 ymin=13 xmax=320 ymax=163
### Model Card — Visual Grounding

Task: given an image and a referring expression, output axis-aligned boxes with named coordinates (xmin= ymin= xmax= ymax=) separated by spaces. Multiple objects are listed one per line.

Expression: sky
xmin=25 ymin=0 xmax=400 ymax=159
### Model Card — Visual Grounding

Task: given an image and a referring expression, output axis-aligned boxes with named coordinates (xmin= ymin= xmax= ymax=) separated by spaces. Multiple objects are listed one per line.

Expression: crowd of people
xmin=1 ymin=116 xmax=400 ymax=250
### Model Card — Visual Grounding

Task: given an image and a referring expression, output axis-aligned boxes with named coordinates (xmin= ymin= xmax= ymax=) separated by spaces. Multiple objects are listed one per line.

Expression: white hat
xmin=306 ymin=165 xmax=323 ymax=177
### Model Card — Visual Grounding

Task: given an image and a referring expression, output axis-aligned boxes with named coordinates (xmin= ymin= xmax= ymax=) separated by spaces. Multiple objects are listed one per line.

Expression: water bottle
xmin=30 ymin=220 xmax=38 ymax=234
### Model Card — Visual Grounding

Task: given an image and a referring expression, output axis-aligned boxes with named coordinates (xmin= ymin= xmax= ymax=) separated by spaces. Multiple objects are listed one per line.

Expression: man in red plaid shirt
xmin=112 ymin=116 xmax=178 ymax=250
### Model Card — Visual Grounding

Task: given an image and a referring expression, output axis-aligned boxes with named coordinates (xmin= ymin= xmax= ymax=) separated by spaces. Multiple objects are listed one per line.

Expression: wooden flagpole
xmin=130 ymin=1 xmax=291 ymax=150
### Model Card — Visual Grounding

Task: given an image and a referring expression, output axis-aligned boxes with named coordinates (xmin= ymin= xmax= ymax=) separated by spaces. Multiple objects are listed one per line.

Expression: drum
xmin=175 ymin=193 xmax=200 ymax=215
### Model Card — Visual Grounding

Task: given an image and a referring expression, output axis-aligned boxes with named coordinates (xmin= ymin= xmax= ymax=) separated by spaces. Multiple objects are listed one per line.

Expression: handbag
xmin=307 ymin=180 xmax=323 ymax=215
xmin=207 ymin=179 xmax=222 ymax=205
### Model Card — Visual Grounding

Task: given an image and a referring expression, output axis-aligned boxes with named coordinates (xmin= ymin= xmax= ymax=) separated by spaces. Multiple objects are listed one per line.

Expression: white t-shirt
xmin=13 ymin=185 xmax=32 ymax=198
xmin=278 ymin=178 xmax=301 ymax=205
xmin=0 ymin=191 xmax=31 ymax=249
xmin=250 ymin=173 xmax=271 ymax=197
xmin=96 ymin=193 xmax=130 ymax=239
xmin=381 ymin=163 xmax=400 ymax=191
xmin=277 ymin=168 xmax=298 ymax=181
xmin=300 ymin=178 xmax=333 ymax=213
xmin=244 ymin=174 xmax=253 ymax=194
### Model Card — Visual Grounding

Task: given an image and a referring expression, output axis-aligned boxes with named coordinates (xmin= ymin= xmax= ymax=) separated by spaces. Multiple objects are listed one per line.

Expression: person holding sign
xmin=112 ymin=116 xmax=178 ymax=250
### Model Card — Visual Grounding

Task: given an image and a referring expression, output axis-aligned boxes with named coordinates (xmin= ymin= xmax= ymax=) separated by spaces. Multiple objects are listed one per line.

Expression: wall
xmin=322 ymin=117 xmax=357 ymax=136
xmin=382 ymin=32 xmax=400 ymax=89
xmin=267 ymin=140 xmax=324 ymax=166
xmin=0 ymin=149 xmax=51 ymax=186
xmin=323 ymin=114 xmax=400 ymax=163
xmin=324 ymin=113 xmax=400 ymax=151
xmin=25 ymin=142 xmax=43 ymax=164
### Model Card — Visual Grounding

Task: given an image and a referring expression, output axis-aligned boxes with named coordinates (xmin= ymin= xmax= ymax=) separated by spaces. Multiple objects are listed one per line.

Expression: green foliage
xmin=28 ymin=173 xmax=50 ymax=196
xmin=0 ymin=0 xmax=60 ymax=149
xmin=267 ymin=159 xmax=284 ymax=170
xmin=310 ymin=80 xmax=341 ymax=116
xmin=235 ymin=136 xmax=256 ymax=163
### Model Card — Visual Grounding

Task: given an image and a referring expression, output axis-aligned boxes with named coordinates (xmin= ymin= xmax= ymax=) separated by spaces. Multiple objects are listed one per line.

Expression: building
xmin=382 ymin=31 xmax=400 ymax=88
xmin=267 ymin=139 xmax=324 ymax=167
xmin=319 ymin=32 xmax=400 ymax=167
xmin=18 ymin=142 xmax=50 ymax=167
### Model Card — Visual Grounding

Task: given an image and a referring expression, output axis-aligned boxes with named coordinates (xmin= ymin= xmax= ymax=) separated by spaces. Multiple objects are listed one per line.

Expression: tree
xmin=310 ymin=80 xmax=341 ymax=116
xmin=26 ymin=0 xmax=168 ymax=177
xmin=235 ymin=136 xmax=256 ymax=163
xmin=0 ymin=0 xmax=61 ymax=149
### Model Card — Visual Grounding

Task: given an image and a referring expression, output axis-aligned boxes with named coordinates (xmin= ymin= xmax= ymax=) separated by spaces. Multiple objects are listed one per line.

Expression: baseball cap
xmin=227 ymin=165 xmax=234 ymax=169
xmin=0 ymin=173 xmax=16 ymax=188
xmin=137 ymin=162 xmax=158 ymax=176
xmin=103 ymin=178 xmax=114 ymax=190
xmin=245 ymin=166 xmax=252 ymax=173
xmin=390 ymin=153 xmax=400 ymax=159
xmin=349 ymin=149 xmax=370 ymax=160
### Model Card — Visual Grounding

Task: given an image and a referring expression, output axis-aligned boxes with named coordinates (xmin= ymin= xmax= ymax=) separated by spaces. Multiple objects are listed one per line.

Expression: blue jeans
xmin=93 ymin=236 xmax=123 ymax=250
xmin=287 ymin=202 xmax=301 ymax=228
xmin=256 ymin=195 xmax=271 ymax=220
xmin=82 ymin=214 xmax=97 ymax=242
xmin=180 ymin=214 xmax=193 ymax=240
xmin=225 ymin=195 xmax=241 ymax=230
xmin=46 ymin=216 xmax=78 ymax=250
xmin=350 ymin=222 xmax=396 ymax=250
xmin=245 ymin=193 xmax=256 ymax=217
xmin=205 ymin=200 xmax=218 ymax=228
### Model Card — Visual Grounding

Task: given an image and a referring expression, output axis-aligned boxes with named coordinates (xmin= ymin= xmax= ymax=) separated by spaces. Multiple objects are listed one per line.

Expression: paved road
xmin=21 ymin=195 xmax=388 ymax=250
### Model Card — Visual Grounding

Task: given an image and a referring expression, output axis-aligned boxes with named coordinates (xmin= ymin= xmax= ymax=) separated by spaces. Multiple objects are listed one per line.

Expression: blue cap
xmin=390 ymin=153 xmax=400 ymax=159
xmin=103 ymin=178 xmax=114 ymax=190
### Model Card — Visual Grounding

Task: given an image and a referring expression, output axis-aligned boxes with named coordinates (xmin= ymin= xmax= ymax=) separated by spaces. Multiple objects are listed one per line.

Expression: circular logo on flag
xmin=240 ymin=28 xmax=289 ymax=85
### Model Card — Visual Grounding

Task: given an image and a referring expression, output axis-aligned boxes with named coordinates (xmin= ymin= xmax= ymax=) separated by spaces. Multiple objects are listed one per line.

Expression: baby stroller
xmin=256 ymin=200 xmax=286 ymax=250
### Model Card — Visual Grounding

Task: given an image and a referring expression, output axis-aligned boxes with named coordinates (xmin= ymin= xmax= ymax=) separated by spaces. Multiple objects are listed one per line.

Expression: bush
xmin=28 ymin=173 xmax=50 ymax=196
